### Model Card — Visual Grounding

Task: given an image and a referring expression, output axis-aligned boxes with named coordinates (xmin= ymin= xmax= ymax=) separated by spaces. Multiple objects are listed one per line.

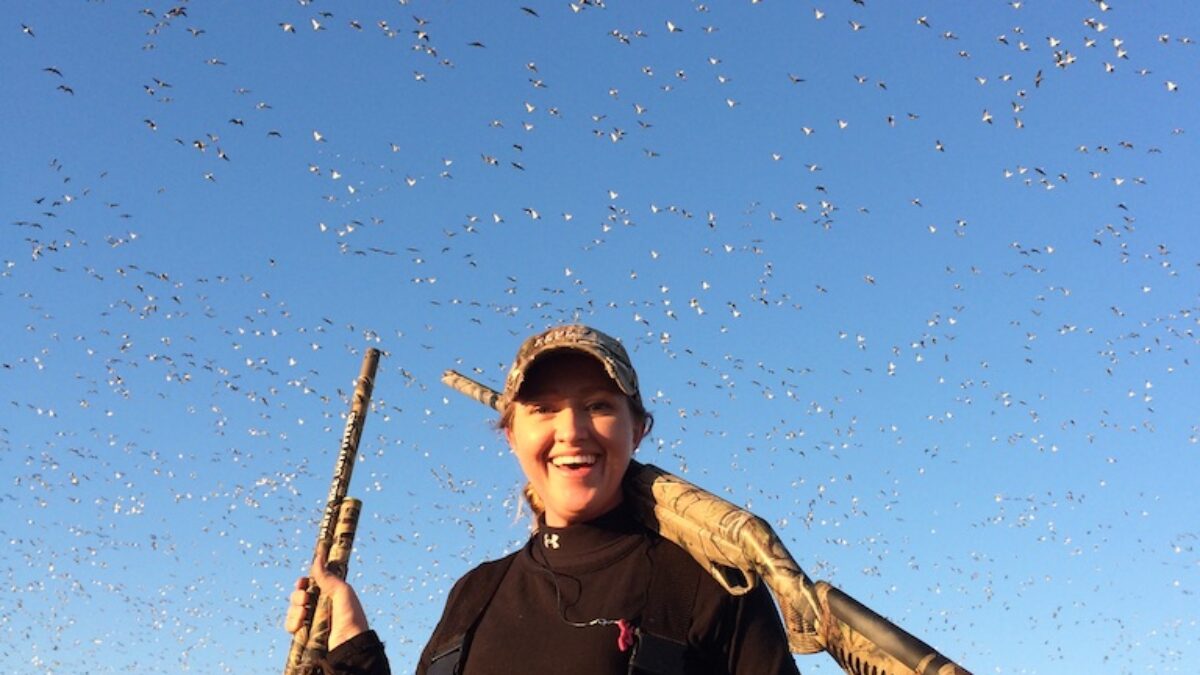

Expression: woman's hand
xmin=285 ymin=545 xmax=371 ymax=651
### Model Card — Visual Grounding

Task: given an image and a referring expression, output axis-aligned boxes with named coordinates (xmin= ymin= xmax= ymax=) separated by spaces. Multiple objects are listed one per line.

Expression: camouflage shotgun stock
xmin=442 ymin=368 xmax=972 ymax=675
xmin=284 ymin=349 xmax=380 ymax=675
xmin=626 ymin=462 xmax=971 ymax=675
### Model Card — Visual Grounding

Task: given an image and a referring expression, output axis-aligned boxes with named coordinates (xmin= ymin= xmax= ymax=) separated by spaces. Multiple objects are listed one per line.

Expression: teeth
xmin=551 ymin=455 xmax=597 ymax=467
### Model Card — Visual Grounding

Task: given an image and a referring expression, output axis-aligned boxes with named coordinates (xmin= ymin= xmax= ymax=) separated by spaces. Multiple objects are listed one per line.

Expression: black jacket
xmin=327 ymin=503 xmax=799 ymax=674
xmin=415 ymin=503 xmax=799 ymax=675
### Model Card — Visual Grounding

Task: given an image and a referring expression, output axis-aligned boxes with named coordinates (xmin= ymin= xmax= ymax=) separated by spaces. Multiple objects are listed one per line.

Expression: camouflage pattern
xmin=441 ymin=367 xmax=973 ymax=675
xmin=442 ymin=369 xmax=500 ymax=411
xmin=624 ymin=461 xmax=825 ymax=654
xmin=629 ymin=462 xmax=972 ymax=675
xmin=298 ymin=498 xmax=362 ymax=668
xmin=285 ymin=350 xmax=379 ymax=675
xmin=326 ymin=497 xmax=362 ymax=580
xmin=502 ymin=324 xmax=642 ymax=411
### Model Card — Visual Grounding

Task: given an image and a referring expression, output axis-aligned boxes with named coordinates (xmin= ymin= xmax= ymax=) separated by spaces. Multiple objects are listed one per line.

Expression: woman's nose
xmin=554 ymin=405 xmax=589 ymax=442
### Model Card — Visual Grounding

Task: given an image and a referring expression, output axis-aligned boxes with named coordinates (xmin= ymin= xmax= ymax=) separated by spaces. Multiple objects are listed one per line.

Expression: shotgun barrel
xmin=284 ymin=349 xmax=380 ymax=675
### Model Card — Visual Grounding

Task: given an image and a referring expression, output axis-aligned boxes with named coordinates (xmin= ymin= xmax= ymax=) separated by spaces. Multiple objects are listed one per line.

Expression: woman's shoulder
xmin=646 ymin=533 xmax=729 ymax=593
xmin=448 ymin=549 xmax=521 ymax=598
xmin=646 ymin=532 xmax=781 ymax=626
xmin=419 ymin=549 xmax=524 ymax=669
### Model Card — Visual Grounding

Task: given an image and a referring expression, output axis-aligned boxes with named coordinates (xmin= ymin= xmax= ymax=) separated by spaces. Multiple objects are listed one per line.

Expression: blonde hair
xmin=521 ymin=481 xmax=546 ymax=526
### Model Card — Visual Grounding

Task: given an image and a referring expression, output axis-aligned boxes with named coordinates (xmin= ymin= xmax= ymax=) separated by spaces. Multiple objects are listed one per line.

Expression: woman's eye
xmin=587 ymin=400 xmax=614 ymax=412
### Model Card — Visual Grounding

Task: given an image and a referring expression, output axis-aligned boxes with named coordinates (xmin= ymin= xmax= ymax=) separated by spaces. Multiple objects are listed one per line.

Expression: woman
xmin=287 ymin=325 xmax=798 ymax=674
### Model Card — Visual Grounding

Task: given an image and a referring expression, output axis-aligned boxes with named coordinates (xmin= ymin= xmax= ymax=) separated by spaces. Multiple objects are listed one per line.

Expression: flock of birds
xmin=4 ymin=1 xmax=1197 ymax=673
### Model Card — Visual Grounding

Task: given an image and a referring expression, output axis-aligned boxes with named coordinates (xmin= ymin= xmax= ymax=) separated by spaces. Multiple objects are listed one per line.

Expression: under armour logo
xmin=542 ymin=533 xmax=560 ymax=549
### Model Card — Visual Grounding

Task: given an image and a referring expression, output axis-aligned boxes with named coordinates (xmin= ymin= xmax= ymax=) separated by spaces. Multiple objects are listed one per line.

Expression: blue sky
xmin=2 ymin=1 xmax=1198 ymax=673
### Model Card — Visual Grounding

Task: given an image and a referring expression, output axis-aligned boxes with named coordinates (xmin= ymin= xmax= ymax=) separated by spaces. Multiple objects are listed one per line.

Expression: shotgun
xmin=441 ymin=368 xmax=971 ymax=675
xmin=284 ymin=349 xmax=380 ymax=675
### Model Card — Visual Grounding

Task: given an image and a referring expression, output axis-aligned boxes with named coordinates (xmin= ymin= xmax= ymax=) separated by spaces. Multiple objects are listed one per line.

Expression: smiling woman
xmin=500 ymin=327 xmax=653 ymax=528
xmin=288 ymin=325 xmax=799 ymax=674
xmin=505 ymin=351 xmax=644 ymax=527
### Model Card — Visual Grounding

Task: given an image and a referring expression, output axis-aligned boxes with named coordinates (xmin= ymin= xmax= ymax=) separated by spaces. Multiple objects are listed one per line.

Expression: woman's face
xmin=506 ymin=352 xmax=643 ymax=527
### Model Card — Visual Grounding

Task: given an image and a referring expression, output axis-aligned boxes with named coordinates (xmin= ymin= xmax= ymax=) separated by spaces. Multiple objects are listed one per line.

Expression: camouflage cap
xmin=503 ymin=324 xmax=642 ymax=409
